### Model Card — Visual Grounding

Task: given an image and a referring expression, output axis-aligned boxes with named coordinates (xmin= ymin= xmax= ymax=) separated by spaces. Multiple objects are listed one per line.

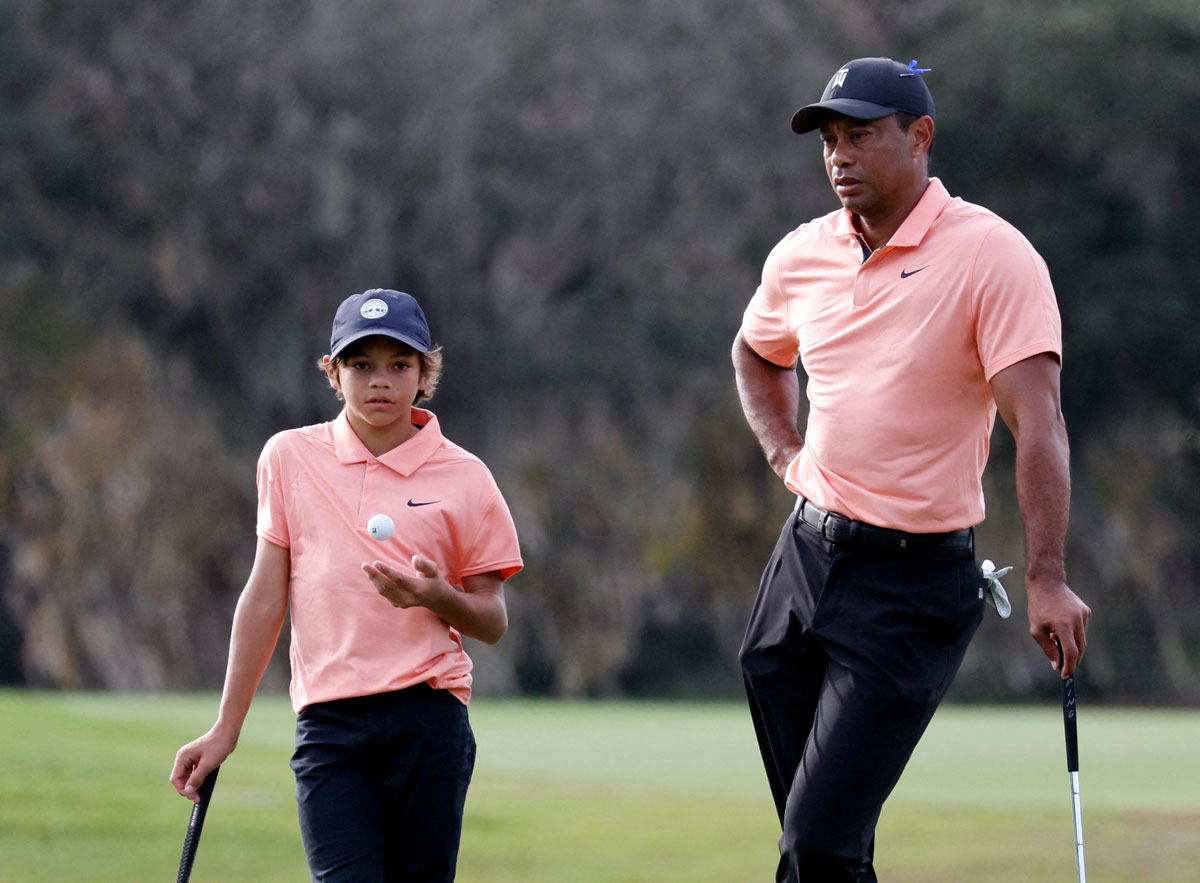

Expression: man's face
xmin=818 ymin=113 xmax=925 ymax=219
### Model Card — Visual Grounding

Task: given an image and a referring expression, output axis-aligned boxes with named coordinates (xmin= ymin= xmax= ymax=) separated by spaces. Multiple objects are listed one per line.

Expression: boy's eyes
xmin=349 ymin=360 xmax=412 ymax=370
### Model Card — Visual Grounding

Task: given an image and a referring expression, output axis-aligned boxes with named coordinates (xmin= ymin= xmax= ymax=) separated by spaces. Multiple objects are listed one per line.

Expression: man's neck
xmin=853 ymin=177 xmax=930 ymax=251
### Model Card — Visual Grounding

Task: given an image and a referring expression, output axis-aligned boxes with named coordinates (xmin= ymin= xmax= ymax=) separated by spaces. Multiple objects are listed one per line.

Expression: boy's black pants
xmin=740 ymin=507 xmax=985 ymax=883
xmin=291 ymin=684 xmax=475 ymax=882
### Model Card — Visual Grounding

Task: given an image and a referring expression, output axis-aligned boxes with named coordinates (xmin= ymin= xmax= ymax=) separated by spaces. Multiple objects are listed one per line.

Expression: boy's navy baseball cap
xmin=330 ymin=288 xmax=432 ymax=358
xmin=790 ymin=57 xmax=935 ymax=134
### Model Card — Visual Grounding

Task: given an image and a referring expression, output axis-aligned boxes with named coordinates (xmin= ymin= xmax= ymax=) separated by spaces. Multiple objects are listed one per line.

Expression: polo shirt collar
xmin=834 ymin=176 xmax=952 ymax=248
xmin=332 ymin=407 xmax=444 ymax=476
xmin=888 ymin=177 xmax=951 ymax=247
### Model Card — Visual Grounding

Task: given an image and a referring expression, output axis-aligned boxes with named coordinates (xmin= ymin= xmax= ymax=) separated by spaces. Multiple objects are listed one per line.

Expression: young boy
xmin=170 ymin=288 xmax=523 ymax=881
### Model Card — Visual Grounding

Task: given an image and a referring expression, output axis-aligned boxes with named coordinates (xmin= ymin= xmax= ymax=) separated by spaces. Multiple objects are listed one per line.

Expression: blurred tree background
xmin=2 ymin=0 xmax=1198 ymax=703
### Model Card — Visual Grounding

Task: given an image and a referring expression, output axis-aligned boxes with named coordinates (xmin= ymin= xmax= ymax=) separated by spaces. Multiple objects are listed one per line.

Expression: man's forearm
xmin=1014 ymin=416 xmax=1071 ymax=585
xmin=732 ymin=332 xmax=804 ymax=479
xmin=991 ymin=353 xmax=1090 ymax=676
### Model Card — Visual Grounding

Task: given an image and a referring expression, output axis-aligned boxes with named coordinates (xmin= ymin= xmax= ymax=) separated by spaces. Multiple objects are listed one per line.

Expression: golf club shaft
xmin=1070 ymin=770 xmax=1085 ymax=883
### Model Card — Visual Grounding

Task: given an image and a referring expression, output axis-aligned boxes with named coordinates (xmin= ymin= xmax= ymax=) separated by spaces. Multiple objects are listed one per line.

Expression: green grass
xmin=1 ymin=691 xmax=1197 ymax=881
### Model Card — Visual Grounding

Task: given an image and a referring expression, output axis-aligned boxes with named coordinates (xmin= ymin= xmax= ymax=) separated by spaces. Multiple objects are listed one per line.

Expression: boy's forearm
xmin=364 ymin=559 xmax=508 ymax=643
xmin=429 ymin=578 xmax=508 ymax=645
xmin=213 ymin=540 xmax=290 ymax=739
xmin=213 ymin=590 xmax=288 ymax=737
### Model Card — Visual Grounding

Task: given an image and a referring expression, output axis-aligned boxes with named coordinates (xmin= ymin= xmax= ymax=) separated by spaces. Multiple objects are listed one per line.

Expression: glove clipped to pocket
xmin=980 ymin=559 xmax=1013 ymax=619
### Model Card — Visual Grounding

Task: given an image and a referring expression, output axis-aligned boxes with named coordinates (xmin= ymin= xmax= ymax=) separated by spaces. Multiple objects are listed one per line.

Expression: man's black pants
xmin=740 ymin=507 xmax=984 ymax=882
xmin=291 ymin=685 xmax=476 ymax=882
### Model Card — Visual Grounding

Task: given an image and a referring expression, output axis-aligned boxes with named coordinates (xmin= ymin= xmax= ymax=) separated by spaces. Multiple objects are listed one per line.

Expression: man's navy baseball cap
xmin=790 ymin=57 xmax=935 ymax=134
xmin=329 ymin=288 xmax=432 ymax=358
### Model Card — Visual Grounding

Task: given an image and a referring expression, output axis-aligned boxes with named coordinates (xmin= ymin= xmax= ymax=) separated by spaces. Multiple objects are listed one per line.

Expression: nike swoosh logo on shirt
xmin=900 ymin=266 xmax=929 ymax=278
xmin=407 ymin=499 xmax=440 ymax=507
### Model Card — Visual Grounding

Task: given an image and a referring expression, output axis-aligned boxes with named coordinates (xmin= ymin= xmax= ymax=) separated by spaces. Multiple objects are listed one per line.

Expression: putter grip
xmin=1061 ymin=675 xmax=1079 ymax=773
xmin=176 ymin=766 xmax=219 ymax=883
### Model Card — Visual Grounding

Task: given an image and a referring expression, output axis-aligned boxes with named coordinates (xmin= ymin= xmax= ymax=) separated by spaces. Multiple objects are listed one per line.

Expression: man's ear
xmin=909 ymin=115 xmax=935 ymax=159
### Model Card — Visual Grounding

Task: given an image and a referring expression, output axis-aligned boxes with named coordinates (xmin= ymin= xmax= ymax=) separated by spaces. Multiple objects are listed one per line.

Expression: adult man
xmin=732 ymin=57 xmax=1091 ymax=881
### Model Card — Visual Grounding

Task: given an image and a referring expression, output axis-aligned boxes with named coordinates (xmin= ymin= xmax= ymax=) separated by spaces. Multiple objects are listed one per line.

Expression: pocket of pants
xmin=927 ymin=556 xmax=986 ymax=645
xmin=868 ymin=553 xmax=979 ymax=647
xmin=956 ymin=557 xmax=987 ymax=636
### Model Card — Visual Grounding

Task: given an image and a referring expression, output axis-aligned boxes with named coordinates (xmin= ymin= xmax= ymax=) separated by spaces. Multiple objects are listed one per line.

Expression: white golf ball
xmin=367 ymin=513 xmax=394 ymax=541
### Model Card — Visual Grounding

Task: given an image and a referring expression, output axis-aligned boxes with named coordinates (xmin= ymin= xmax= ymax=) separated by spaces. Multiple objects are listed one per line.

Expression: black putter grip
xmin=176 ymin=765 xmax=220 ymax=883
xmin=1061 ymin=674 xmax=1079 ymax=772
xmin=1055 ymin=639 xmax=1079 ymax=773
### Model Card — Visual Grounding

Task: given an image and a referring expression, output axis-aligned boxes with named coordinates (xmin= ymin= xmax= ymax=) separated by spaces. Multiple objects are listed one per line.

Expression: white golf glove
xmin=980 ymin=559 xmax=1013 ymax=619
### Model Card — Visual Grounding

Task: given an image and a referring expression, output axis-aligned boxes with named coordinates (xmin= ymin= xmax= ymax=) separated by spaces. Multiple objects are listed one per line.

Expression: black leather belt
xmin=795 ymin=498 xmax=973 ymax=554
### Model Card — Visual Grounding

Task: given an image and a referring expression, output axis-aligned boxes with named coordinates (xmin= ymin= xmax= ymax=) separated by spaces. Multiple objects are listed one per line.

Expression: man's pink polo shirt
xmin=741 ymin=178 xmax=1062 ymax=533
xmin=257 ymin=407 xmax=523 ymax=712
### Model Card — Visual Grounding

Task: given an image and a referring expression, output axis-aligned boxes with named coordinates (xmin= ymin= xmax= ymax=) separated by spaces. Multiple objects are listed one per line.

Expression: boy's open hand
xmin=363 ymin=555 xmax=451 ymax=609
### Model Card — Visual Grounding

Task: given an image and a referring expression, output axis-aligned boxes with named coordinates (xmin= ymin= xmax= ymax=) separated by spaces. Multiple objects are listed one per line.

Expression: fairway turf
xmin=0 ymin=691 xmax=1197 ymax=881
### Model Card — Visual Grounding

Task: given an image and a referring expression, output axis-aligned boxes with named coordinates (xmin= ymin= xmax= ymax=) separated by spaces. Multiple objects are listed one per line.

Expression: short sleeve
xmin=972 ymin=223 xmax=1063 ymax=380
xmin=256 ymin=435 xmax=291 ymax=548
xmin=740 ymin=239 xmax=801 ymax=368
xmin=460 ymin=486 xmax=523 ymax=582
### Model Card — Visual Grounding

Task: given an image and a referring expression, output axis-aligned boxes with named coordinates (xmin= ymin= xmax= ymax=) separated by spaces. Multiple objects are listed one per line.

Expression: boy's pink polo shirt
xmin=257 ymin=407 xmax=522 ymax=712
xmin=741 ymin=178 xmax=1062 ymax=533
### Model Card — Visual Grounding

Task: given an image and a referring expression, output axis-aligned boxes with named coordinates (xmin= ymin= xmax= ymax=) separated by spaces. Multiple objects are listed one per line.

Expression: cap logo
xmin=360 ymin=298 xmax=388 ymax=320
xmin=830 ymin=67 xmax=849 ymax=90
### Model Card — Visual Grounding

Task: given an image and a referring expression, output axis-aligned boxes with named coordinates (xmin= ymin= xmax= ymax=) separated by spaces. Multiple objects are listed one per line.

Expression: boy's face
xmin=326 ymin=336 xmax=425 ymax=437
